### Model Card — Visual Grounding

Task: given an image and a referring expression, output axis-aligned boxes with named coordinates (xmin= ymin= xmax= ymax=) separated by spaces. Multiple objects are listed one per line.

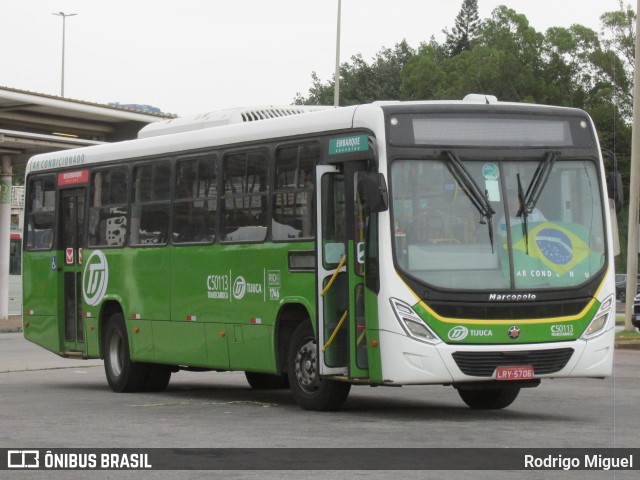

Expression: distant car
xmin=634 ymin=294 xmax=640 ymax=329
xmin=615 ymin=274 xmax=640 ymax=302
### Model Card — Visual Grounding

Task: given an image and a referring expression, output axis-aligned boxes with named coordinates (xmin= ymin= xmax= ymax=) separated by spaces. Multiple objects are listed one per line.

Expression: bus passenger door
xmin=316 ymin=164 xmax=369 ymax=378
xmin=60 ymin=188 xmax=86 ymax=354
xmin=316 ymin=166 xmax=346 ymax=375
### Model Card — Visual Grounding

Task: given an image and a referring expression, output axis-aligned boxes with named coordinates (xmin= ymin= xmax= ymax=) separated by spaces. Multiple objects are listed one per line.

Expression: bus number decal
xmin=207 ymin=274 xmax=230 ymax=299
xmin=206 ymin=270 xmax=281 ymax=302
xmin=267 ymin=270 xmax=280 ymax=300
xmin=82 ymin=250 xmax=109 ymax=306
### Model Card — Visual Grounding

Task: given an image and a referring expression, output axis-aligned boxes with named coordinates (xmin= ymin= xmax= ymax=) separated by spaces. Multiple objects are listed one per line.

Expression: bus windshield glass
xmin=391 ymin=156 xmax=606 ymax=290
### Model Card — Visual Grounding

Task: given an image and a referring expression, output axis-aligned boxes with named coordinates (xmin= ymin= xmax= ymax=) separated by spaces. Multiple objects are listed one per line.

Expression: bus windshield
xmin=391 ymin=156 xmax=606 ymax=290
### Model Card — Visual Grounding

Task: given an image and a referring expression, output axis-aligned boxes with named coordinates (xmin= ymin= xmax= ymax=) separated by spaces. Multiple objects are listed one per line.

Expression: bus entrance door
xmin=59 ymin=188 xmax=86 ymax=355
xmin=316 ymin=164 xmax=369 ymax=379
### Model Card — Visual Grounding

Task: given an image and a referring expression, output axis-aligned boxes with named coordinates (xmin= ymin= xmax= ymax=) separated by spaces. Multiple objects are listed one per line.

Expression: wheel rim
xmin=108 ymin=331 xmax=124 ymax=378
xmin=294 ymin=338 xmax=320 ymax=393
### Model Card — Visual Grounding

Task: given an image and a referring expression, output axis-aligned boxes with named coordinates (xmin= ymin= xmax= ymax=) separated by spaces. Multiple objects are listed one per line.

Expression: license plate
xmin=495 ymin=365 xmax=534 ymax=381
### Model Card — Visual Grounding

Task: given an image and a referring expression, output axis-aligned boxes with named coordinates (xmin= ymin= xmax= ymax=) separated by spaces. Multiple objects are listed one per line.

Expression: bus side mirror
xmin=358 ymin=173 xmax=388 ymax=213
xmin=607 ymin=171 xmax=624 ymax=212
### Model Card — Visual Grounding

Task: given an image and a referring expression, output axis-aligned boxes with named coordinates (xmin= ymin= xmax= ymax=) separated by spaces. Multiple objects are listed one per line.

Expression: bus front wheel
xmin=103 ymin=313 xmax=150 ymax=393
xmin=457 ymin=386 xmax=520 ymax=410
xmin=287 ymin=322 xmax=351 ymax=411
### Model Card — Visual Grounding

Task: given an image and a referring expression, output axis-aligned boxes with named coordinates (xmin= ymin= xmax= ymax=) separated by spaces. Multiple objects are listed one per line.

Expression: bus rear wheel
xmin=145 ymin=365 xmax=172 ymax=392
xmin=103 ymin=312 xmax=150 ymax=393
xmin=457 ymin=386 xmax=520 ymax=410
xmin=287 ymin=322 xmax=350 ymax=411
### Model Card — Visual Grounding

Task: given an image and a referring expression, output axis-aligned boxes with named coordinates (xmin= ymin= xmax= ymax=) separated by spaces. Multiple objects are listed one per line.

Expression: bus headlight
xmin=390 ymin=298 xmax=441 ymax=345
xmin=581 ymin=295 xmax=614 ymax=340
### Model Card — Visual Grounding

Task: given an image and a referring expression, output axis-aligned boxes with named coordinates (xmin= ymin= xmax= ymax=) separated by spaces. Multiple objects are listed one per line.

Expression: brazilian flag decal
xmin=505 ymin=222 xmax=602 ymax=287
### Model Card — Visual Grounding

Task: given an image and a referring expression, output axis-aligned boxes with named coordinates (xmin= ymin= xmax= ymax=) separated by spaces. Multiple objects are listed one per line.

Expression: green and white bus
xmin=23 ymin=97 xmax=616 ymax=410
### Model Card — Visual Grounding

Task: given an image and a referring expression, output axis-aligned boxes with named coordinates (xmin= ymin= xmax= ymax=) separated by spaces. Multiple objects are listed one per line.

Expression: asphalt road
xmin=0 ymin=333 xmax=638 ymax=480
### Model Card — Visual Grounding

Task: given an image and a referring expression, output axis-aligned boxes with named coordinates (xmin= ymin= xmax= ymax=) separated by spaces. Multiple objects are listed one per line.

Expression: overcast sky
xmin=0 ymin=0 xmax=628 ymax=116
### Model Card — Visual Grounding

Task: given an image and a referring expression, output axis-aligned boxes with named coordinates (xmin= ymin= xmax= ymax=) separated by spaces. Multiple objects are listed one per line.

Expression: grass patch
xmin=616 ymin=330 xmax=640 ymax=340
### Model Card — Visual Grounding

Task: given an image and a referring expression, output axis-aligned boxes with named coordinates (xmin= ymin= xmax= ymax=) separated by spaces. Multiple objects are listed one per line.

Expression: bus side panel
xmin=170 ymin=243 xmax=315 ymax=372
xmin=102 ymin=248 xmax=170 ymax=364
xmin=205 ymin=323 xmax=230 ymax=368
xmin=123 ymin=248 xmax=171 ymax=321
xmin=228 ymin=324 xmax=275 ymax=372
xmin=23 ymin=251 xmax=62 ymax=353
xmin=24 ymin=316 xmax=60 ymax=354
xmin=153 ymin=322 xmax=209 ymax=367
xmin=84 ymin=316 xmax=101 ymax=358
xmin=128 ymin=319 xmax=154 ymax=362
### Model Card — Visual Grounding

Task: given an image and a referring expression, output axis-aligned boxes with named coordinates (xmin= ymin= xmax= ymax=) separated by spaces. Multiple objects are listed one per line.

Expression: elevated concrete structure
xmin=0 ymin=86 xmax=172 ymax=320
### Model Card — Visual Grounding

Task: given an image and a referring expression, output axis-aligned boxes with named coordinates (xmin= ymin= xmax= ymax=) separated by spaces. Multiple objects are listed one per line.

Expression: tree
xmin=294 ymin=40 xmax=415 ymax=106
xmin=403 ymin=6 xmax=546 ymax=102
xmin=443 ymin=0 xmax=481 ymax=57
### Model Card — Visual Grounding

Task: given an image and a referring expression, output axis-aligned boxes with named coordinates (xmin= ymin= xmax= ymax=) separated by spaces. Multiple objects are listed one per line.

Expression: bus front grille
xmin=451 ymin=348 xmax=575 ymax=377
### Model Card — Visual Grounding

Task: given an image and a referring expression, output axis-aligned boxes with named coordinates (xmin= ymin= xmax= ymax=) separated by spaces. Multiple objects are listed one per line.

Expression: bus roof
xmin=25 ymin=104 xmax=361 ymax=175
xmin=24 ymin=98 xmax=588 ymax=175
xmin=138 ymin=105 xmax=333 ymax=138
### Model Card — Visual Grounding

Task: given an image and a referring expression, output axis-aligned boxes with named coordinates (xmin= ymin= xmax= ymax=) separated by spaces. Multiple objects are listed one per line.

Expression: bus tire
xmin=287 ymin=322 xmax=350 ymax=411
xmin=145 ymin=365 xmax=172 ymax=392
xmin=245 ymin=372 xmax=289 ymax=390
xmin=457 ymin=386 xmax=520 ymax=410
xmin=103 ymin=313 xmax=149 ymax=393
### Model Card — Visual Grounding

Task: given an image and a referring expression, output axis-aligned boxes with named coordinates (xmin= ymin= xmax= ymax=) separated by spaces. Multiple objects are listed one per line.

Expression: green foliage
xmin=443 ymin=0 xmax=481 ymax=57
xmin=294 ymin=40 xmax=415 ymax=106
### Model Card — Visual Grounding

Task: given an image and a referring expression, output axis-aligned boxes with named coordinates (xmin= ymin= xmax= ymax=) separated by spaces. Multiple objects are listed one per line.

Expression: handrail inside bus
xmin=322 ymin=310 xmax=348 ymax=353
xmin=320 ymin=255 xmax=347 ymax=297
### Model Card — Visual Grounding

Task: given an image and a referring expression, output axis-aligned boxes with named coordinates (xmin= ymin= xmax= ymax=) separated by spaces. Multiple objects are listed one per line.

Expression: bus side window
xmin=221 ymin=151 xmax=268 ymax=242
xmin=25 ymin=176 xmax=56 ymax=250
xmin=130 ymin=161 xmax=171 ymax=246
xmin=88 ymin=167 xmax=129 ymax=247
xmin=173 ymin=156 xmax=217 ymax=244
xmin=273 ymin=143 xmax=319 ymax=240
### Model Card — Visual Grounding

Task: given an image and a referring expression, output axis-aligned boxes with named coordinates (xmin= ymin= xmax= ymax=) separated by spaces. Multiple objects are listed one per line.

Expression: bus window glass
xmin=130 ymin=161 xmax=171 ymax=245
xmin=391 ymin=158 xmax=605 ymax=290
xmin=273 ymin=143 xmax=318 ymax=240
xmin=321 ymin=174 xmax=346 ymax=267
xmin=88 ymin=167 xmax=129 ymax=247
xmin=173 ymin=156 xmax=217 ymax=244
xmin=26 ymin=176 xmax=56 ymax=250
xmin=221 ymin=151 xmax=268 ymax=242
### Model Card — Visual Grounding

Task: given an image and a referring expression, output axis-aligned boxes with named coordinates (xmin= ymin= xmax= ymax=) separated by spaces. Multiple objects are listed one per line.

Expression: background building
xmin=0 ymin=86 xmax=174 ymax=320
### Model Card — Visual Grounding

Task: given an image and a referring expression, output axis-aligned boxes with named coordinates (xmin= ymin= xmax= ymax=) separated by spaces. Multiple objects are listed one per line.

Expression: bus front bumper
xmin=375 ymin=327 xmax=615 ymax=386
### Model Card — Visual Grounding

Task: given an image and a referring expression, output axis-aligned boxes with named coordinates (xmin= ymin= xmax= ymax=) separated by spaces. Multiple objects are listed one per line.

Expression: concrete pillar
xmin=0 ymin=155 xmax=12 ymax=320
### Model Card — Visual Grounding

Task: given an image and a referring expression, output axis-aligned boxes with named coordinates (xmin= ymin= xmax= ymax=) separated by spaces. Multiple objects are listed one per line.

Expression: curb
xmin=0 ymin=316 xmax=24 ymax=334
xmin=0 ymin=326 xmax=22 ymax=334
xmin=614 ymin=341 xmax=640 ymax=350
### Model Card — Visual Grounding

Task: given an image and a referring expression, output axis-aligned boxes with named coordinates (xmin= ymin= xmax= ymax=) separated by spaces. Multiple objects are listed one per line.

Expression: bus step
xmin=62 ymin=351 xmax=85 ymax=358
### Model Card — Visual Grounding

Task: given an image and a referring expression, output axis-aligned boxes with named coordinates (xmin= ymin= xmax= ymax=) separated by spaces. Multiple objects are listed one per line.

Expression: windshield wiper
xmin=515 ymin=151 xmax=557 ymax=254
xmin=443 ymin=151 xmax=496 ymax=252
xmin=519 ymin=151 xmax=557 ymax=217
xmin=516 ymin=173 xmax=529 ymax=253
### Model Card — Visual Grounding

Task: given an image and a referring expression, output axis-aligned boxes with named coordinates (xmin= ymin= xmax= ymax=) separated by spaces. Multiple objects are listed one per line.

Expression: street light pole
xmin=624 ymin=0 xmax=640 ymax=332
xmin=334 ymin=0 xmax=341 ymax=107
xmin=52 ymin=12 xmax=77 ymax=97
